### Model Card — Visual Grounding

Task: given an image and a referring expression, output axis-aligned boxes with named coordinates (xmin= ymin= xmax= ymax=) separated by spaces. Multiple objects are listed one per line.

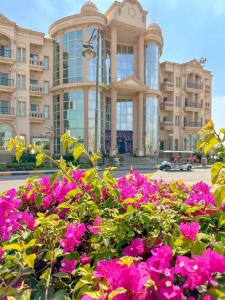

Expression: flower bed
xmin=0 ymin=169 xmax=224 ymax=300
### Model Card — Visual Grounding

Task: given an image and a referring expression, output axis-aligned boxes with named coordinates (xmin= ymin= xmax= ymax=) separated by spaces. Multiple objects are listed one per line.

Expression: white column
xmin=138 ymin=34 xmax=145 ymax=83
xmin=137 ymin=92 xmax=144 ymax=156
xmin=110 ymin=89 xmax=117 ymax=156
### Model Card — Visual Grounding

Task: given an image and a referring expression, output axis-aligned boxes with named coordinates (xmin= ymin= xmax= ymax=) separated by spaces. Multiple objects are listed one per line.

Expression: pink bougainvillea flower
xmin=80 ymin=254 xmax=91 ymax=265
xmin=87 ymin=216 xmax=102 ymax=235
xmin=201 ymin=248 xmax=225 ymax=274
xmin=20 ymin=211 xmax=36 ymax=231
xmin=123 ymin=238 xmax=145 ymax=257
xmin=60 ymin=223 xmax=86 ymax=253
xmin=60 ymin=259 xmax=77 ymax=274
xmin=0 ymin=247 xmax=3 ymax=261
xmin=180 ymin=221 xmax=200 ymax=241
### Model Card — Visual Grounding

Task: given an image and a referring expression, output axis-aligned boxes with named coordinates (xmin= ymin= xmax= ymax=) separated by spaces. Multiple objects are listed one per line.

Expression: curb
xmin=0 ymin=170 xmax=58 ymax=177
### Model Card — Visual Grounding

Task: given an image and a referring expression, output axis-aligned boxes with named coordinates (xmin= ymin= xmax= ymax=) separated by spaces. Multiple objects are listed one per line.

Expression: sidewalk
xmin=0 ymin=170 xmax=58 ymax=177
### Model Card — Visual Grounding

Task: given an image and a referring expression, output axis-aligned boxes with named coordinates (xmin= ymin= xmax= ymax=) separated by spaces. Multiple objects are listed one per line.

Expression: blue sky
xmin=1 ymin=0 xmax=224 ymax=130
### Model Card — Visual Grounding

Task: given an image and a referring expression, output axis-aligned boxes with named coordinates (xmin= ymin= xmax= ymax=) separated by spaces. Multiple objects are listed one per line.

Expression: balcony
xmin=30 ymin=84 xmax=43 ymax=97
xmin=0 ymin=48 xmax=15 ymax=65
xmin=184 ymin=101 xmax=203 ymax=111
xmin=0 ymin=78 xmax=15 ymax=93
xmin=30 ymin=58 xmax=44 ymax=72
xmin=160 ymin=101 xmax=173 ymax=110
xmin=160 ymin=121 xmax=173 ymax=130
xmin=0 ymin=107 xmax=15 ymax=120
xmin=185 ymin=81 xmax=202 ymax=92
xmin=161 ymin=81 xmax=174 ymax=91
xmin=29 ymin=112 xmax=44 ymax=123
xmin=184 ymin=121 xmax=202 ymax=129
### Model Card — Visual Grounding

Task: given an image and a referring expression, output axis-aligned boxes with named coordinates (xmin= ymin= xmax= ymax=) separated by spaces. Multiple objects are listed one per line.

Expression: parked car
xmin=160 ymin=151 xmax=194 ymax=171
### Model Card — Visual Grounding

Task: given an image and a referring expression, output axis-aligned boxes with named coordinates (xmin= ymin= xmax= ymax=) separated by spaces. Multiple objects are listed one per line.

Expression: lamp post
xmin=82 ymin=28 xmax=100 ymax=154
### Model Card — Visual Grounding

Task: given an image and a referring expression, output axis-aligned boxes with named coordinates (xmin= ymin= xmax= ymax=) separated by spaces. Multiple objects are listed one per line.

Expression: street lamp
xmin=82 ymin=28 xmax=100 ymax=154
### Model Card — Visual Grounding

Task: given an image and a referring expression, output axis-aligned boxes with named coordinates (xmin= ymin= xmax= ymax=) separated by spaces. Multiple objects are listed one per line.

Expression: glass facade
xmin=64 ymin=91 xmax=84 ymax=143
xmin=32 ymin=138 xmax=50 ymax=150
xmin=145 ymin=43 xmax=159 ymax=90
xmin=53 ymin=35 xmax=60 ymax=86
xmin=88 ymin=89 xmax=102 ymax=152
xmin=144 ymin=96 xmax=158 ymax=155
xmin=117 ymin=45 xmax=134 ymax=80
xmin=53 ymin=95 xmax=60 ymax=153
xmin=117 ymin=100 xmax=133 ymax=131
xmin=63 ymin=30 xmax=83 ymax=83
xmin=88 ymin=27 xmax=105 ymax=82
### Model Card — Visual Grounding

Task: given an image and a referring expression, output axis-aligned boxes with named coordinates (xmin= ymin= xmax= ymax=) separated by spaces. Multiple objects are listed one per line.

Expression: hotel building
xmin=0 ymin=0 xmax=212 ymax=160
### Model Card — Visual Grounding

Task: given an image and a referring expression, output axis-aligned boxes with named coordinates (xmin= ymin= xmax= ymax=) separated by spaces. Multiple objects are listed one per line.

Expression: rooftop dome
xmin=81 ymin=1 xmax=99 ymax=13
xmin=147 ymin=21 xmax=162 ymax=34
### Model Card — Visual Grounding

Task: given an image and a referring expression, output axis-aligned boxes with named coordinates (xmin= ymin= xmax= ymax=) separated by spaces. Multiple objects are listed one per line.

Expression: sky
xmin=1 ymin=0 xmax=225 ymax=130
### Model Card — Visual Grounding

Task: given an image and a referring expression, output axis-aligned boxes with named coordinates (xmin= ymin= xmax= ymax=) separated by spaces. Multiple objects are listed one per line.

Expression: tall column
xmin=110 ymin=89 xmax=117 ymax=156
xmin=138 ymin=34 xmax=145 ymax=83
xmin=110 ymin=27 xmax=117 ymax=83
xmin=138 ymin=92 xmax=144 ymax=156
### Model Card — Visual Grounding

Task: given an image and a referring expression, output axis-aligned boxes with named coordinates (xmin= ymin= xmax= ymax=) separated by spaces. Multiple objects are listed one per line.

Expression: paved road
xmin=0 ymin=168 xmax=211 ymax=193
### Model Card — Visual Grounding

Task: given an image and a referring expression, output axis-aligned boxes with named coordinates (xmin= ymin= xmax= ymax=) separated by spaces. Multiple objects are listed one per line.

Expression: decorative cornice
xmin=105 ymin=0 xmax=148 ymax=17
xmin=51 ymin=81 xmax=108 ymax=93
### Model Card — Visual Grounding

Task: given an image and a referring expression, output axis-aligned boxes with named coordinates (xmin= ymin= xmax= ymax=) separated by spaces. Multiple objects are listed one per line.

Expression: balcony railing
xmin=0 ymin=106 xmax=15 ymax=115
xmin=160 ymin=121 xmax=173 ymax=129
xmin=30 ymin=84 xmax=43 ymax=93
xmin=161 ymin=101 xmax=174 ymax=109
xmin=0 ymin=78 xmax=14 ymax=86
xmin=161 ymin=81 xmax=174 ymax=87
xmin=0 ymin=48 xmax=12 ymax=58
xmin=29 ymin=112 xmax=44 ymax=119
xmin=30 ymin=58 xmax=43 ymax=66
xmin=184 ymin=122 xmax=202 ymax=128
xmin=185 ymin=101 xmax=203 ymax=109
xmin=186 ymin=81 xmax=202 ymax=90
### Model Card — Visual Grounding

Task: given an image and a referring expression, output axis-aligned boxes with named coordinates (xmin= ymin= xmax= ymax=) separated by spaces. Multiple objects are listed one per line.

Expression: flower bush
xmin=0 ymin=124 xmax=224 ymax=300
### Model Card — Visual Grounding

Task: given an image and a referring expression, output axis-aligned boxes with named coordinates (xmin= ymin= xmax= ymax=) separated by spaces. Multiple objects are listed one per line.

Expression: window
xmin=0 ymin=46 xmax=11 ymax=58
xmin=116 ymin=100 xmax=133 ymax=131
xmin=176 ymin=77 xmax=181 ymax=88
xmin=30 ymin=103 xmax=39 ymax=112
xmin=145 ymin=43 xmax=159 ymax=90
xmin=175 ymin=96 xmax=180 ymax=107
xmin=53 ymin=95 xmax=61 ymax=153
xmin=175 ymin=115 xmax=180 ymax=126
xmin=175 ymin=139 xmax=179 ymax=151
xmin=117 ymin=45 xmax=134 ymax=80
xmin=64 ymin=91 xmax=84 ymax=142
xmin=63 ymin=29 xmax=83 ymax=83
xmin=17 ymin=74 xmax=26 ymax=89
xmin=17 ymin=101 xmax=26 ymax=116
xmin=43 ymin=56 xmax=49 ymax=70
xmin=159 ymin=141 xmax=165 ymax=151
xmin=0 ymin=72 xmax=9 ymax=86
xmin=0 ymin=124 xmax=13 ymax=148
xmin=44 ymin=81 xmax=49 ymax=95
xmin=30 ymin=79 xmax=38 ymax=85
xmin=32 ymin=137 xmax=50 ymax=150
xmin=0 ymin=100 xmax=10 ymax=114
xmin=144 ymin=97 xmax=158 ymax=155
xmin=17 ymin=47 xmax=26 ymax=63
xmin=43 ymin=105 xmax=49 ymax=119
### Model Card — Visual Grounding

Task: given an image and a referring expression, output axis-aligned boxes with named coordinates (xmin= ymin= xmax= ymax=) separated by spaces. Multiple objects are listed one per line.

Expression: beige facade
xmin=0 ymin=14 xmax=53 ymax=160
xmin=0 ymin=0 xmax=212 ymax=160
xmin=160 ymin=60 xmax=212 ymax=152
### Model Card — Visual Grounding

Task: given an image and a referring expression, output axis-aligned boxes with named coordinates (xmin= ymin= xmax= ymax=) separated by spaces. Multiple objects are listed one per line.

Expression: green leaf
xmin=191 ymin=241 xmax=205 ymax=255
xmin=214 ymin=185 xmax=225 ymax=209
xmin=211 ymin=162 xmax=225 ymax=184
xmin=40 ymin=268 xmax=51 ymax=280
xmin=50 ymin=171 xmax=61 ymax=185
xmin=203 ymin=134 xmax=219 ymax=155
xmin=50 ymin=290 xmax=71 ymax=300
xmin=17 ymin=289 xmax=31 ymax=300
xmin=23 ymin=253 xmax=36 ymax=268
xmin=36 ymin=153 xmax=45 ymax=167
xmin=35 ymin=193 xmax=43 ymax=209
xmin=108 ymin=288 xmax=127 ymax=300
xmin=73 ymin=144 xmax=86 ymax=161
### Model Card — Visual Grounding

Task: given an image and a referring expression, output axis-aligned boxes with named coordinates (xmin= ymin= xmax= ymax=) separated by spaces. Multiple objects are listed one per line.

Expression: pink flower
xmin=60 ymin=223 xmax=86 ymax=253
xmin=201 ymin=248 xmax=225 ymax=273
xmin=0 ymin=247 xmax=3 ymax=261
xmin=180 ymin=222 xmax=200 ymax=241
xmin=20 ymin=211 xmax=36 ymax=230
xmin=88 ymin=217 xmax=102 ymax=235
xmin=80 ymin=254 xmax=91 ymax=265
xmin=123 ymin=238 xmax=145 ymax=257
xmin=60 ymin=259 xmax=76 ymax=274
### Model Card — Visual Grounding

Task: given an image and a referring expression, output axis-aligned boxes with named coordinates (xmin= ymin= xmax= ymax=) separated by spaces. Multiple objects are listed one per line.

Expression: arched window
xmin=0 ymin=124 xmax=13 ymax=148
xmin=175 ymin=138 xmax=179 ymax=151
